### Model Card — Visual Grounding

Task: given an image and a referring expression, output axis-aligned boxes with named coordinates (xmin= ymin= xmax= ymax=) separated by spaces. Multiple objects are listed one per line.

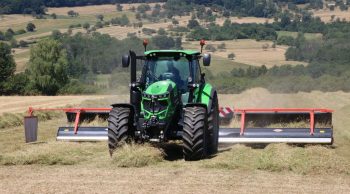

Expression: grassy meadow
xmin=1 ymin=88 xmax=350 ymax=173
xmin=1 ymin=3 xmax=350 ymax=193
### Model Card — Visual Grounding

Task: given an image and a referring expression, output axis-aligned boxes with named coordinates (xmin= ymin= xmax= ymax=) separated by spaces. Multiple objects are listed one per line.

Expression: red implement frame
xmin=27 ymin=106 xmax=234 ymax=134
xmin=28 ymin=107 xmax=111 ymax=134
xmin=234 ymin=108 xmax=333 ymax=136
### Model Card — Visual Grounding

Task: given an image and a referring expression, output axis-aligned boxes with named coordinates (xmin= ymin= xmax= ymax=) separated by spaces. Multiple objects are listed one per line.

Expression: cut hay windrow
xmin=0 ymin=142 xmax=105 ymax=165
xmin=201 ymin=144 xmax=350 ymax=175
xmin=111 ymin=143 xmax=165 ymax=167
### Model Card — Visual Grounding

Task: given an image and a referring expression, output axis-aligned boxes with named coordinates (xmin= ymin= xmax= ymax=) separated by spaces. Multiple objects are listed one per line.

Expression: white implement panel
xmin=219 ymin=137 xmax=332 ymax=144
xmin=57 ymin=136 xmax=108 ymax=141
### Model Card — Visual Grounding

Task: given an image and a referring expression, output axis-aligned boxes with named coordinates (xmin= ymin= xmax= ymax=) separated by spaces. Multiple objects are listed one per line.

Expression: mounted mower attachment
xmin=25 ymin=107 xmax=333 ymax=144
xmin=26 ymin=107 xmax=111 ymax=141
xmin=219 ymin=108 xmax=334 ymax=144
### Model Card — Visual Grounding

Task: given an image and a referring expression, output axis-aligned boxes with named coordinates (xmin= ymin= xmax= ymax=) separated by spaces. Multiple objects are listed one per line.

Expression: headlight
xmin=143 ymin=92 xmax=169 ymax=99
xmin=158 ymin=93 xmax=168 ymax=98
xmin=142 ymin=93 xmax=152 ymax=98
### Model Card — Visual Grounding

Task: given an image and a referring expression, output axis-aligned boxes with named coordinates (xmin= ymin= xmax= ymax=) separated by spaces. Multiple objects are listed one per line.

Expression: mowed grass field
xmin=313 ymin=7 xmax=350 ymax=22
xmin=0 ymin=88 xmax=350 ymax=193
xmin=12 ymin=48 xmax=30 ymax=72
xmin=183 ymin=40 xmax=308 ymax=68
xmin=0 ymin=95 xmax=112 ymax=115
xmin=215 ymin=16 xmax=274 ymax=25
xmin=277 ymin=31 xmax=323 ymax=40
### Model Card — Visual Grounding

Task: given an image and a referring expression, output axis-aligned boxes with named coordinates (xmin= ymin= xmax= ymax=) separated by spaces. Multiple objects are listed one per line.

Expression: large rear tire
xmin=207 ymin=94 xmax=219 ymax=155
xmin=108 ymin=107 xmax=133 ymax=156
xmin=182 ymin=106 xmax=208 ymax=161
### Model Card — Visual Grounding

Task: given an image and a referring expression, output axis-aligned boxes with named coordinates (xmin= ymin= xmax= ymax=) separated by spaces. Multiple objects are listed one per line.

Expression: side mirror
xmin=122 ymin=54 xmax=130 ymax=68
xmin=203 ymin=53 xmax=211 ymax=66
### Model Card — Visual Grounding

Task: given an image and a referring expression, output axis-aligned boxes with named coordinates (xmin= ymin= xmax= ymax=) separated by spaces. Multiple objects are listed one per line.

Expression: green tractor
xmin=108 ymin=41 xmax=219 ymax=161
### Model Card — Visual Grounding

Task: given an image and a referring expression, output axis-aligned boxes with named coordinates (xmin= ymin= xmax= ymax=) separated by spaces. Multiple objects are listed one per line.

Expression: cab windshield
xmin=144 ymin=56 xmax=190 ymax=91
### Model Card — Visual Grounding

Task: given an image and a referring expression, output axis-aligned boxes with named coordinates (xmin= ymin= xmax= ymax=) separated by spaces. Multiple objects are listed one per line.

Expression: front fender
xmin=185 ymin=103 xmax=207 ymax=110
xmin=110 ymin=103 xmax=135 ymax=117
xmin=200 ymin=83 xmax=216 ymax=112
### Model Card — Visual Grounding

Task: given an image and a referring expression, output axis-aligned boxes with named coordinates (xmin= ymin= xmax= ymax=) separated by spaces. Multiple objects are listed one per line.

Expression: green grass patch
xmin=95 ymin=74 xmax=111 ymax=85
xmin=112 ymin=143 xmax=165 ymax=167
xmin=206 ymin=56 xmax=251 ymax=75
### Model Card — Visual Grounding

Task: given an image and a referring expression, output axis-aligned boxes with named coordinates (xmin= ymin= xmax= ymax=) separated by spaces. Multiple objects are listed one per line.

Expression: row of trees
xmin=185 ymin=8 xmax=350 ymax=42
xmin=0 ymin=30 xmax=182 ymax=95
xmin=163 ymin=0 xmax=278 ymax=18
xmin=0 ymin=0 xmax=162 ymax=14
xmin=207 ymin=59 xmax=350 ymax=93
xmin=285 ymin=30 xmax=350 ymax=64
xmin=187 ymin=20 xmax=278 ymax=41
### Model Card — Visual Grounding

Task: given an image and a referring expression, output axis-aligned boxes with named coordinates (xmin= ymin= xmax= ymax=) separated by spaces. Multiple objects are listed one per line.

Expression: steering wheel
xmin=161 ymin=72 xmax=175 ymax=81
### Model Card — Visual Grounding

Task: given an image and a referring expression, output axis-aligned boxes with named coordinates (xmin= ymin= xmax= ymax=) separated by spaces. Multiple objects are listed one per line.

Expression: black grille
xmin=143 ymin=99 xmax=152 ymax=111
xmin=143 ymin=99 xmax=168 ymax=113
xmin=154 ymin=99 xmax=168 ymax=112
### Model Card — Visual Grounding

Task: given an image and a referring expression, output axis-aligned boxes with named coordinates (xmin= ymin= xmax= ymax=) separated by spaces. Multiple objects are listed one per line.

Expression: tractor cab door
xmin=191 ymin=59 xmax=202 ymax=84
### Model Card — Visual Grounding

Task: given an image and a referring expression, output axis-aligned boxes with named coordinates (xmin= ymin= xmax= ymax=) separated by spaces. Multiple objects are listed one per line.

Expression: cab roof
xmin=144 ymin=50 xmax=200 ymax=56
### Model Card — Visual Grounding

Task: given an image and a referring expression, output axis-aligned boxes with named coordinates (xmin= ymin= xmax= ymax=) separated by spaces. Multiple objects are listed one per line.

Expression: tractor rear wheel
xmin=108 ymin=107 xmax=133 ymax=156
xmin=182 ymin=106 xmax=208 ymax=161
xmin=207 ymin=94 xmax=219 ymax=155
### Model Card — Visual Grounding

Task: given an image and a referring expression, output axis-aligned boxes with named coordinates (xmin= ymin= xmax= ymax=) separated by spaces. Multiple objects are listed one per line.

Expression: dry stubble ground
xmin=0 ymin=95 xmax=112 ymax=115
xmin=0 ymin=88 xmax=350 ymax=193
xmin=1 ymin=166 xmax=349 ymax=194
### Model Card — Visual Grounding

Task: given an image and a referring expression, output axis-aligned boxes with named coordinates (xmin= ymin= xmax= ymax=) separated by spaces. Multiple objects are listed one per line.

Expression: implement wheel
xmin=182 ymin=106 xmax=208 ymax=161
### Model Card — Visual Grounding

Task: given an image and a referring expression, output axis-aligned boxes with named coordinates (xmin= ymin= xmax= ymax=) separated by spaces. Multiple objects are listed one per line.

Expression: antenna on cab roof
xmin=143 ymin=39 xmax=148 ymax=52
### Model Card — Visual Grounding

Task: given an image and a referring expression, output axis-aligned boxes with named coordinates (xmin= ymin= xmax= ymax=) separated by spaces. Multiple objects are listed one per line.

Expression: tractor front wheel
xmin=108 ymin=107 xmax=133 ymax=156
xmin=182 ymin=106 xmax=208 ymax=161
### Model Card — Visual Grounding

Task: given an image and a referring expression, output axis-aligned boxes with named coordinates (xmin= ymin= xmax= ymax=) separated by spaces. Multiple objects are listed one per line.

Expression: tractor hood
xmin=145 ymin=80 xmax=176 ymax=95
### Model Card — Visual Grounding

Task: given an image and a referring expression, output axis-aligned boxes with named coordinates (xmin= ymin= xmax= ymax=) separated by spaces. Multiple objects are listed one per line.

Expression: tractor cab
xmin=141 ymin=50 xmax=207 ymax=102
